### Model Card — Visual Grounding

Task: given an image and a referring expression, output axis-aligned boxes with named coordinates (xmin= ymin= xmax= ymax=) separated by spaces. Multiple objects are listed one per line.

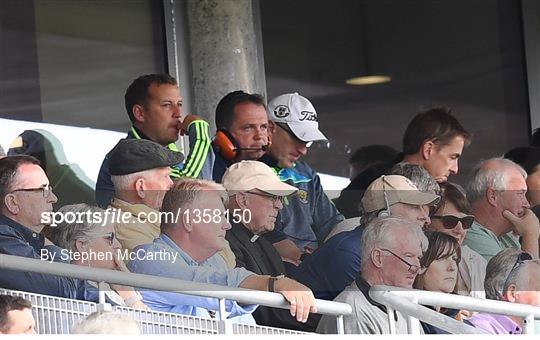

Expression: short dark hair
xmin=504 ymin=146 xmax=540 ymax=174
xmin=124 ymin=74 xmax=177 ymax=123
xmin=414 ymin=231 xmax=461 ymax=291
xmin=434 ymin=182 xmax=471 ymax=215
xmin=215 ymin=91 xmax=266 ymax=130
xmin=0 ymin=295 xmax=32 ymax=331
xmin=402 ymin=107 xmax=472 ymax=155
xmin=349 ymin=144 xmax=398 ymax=166
xmin=0 ymin=155 xmax=41 ymax=203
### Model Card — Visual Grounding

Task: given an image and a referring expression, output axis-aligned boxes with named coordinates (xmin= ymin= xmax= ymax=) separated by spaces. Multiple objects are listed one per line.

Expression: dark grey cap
xmin=109 ymin=138 xmax=184 ymax=176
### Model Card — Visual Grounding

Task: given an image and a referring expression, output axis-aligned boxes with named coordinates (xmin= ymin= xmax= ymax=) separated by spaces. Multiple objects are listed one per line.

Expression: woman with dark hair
xmin=414 ymin=232 xmax=461 ymax=293
xmin=414 ymin=231 xmax=462 ymax=334
xmin=427 ymin=182 xmax=487 ymax=298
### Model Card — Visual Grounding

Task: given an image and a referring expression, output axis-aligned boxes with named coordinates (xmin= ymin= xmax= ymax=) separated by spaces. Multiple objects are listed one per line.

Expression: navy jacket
xmin=0 ymin=214 xmax=88 ymax=300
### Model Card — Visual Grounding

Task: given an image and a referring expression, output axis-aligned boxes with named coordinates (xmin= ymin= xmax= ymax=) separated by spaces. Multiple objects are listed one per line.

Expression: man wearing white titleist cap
xmin=223 ymin=161 xmax=318 ymax=331
xmin=260 ymin=93 xmax=344 ymax=265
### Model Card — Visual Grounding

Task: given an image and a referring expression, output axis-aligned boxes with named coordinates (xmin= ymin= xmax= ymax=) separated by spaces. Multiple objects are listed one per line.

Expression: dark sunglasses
xmin=431 ymin=215 xmax=474 ymax=230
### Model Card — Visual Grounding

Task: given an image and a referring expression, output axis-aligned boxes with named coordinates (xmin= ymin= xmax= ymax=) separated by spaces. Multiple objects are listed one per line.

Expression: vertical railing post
xmin=336 ymin=315 xmax=345 ymax=334
xmin=387 ymin=306 xmax=397 ymax=334
xmin=96 ymin=281 xmax=112 ymax=311
xmin=523 ymin=314 xmax=535 ymax=334
xmin=406 ymin=297 xmax=421 ymax=334
xmin=217 ymin=298 xmax=233 ymax=334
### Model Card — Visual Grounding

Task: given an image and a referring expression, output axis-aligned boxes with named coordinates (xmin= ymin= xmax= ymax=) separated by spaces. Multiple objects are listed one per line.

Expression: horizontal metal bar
xmin=370 ymin=289 xmax=485 ymax=334
xmin=372 ymin=285 xmax=540 ymax=319
xmin=0 ymin=254 xmax=351 ymax=316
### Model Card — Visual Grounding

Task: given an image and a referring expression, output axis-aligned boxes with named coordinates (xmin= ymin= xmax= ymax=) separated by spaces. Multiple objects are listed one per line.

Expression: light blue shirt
xmin=128 ymin=234 xmax=257 ymax=321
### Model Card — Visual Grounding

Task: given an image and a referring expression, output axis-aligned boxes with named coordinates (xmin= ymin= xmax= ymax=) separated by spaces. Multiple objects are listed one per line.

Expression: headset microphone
xmin=233 ymin=145 xmax=268 ymax=152
xmin=213 ymin=129 xmax=270 ymax=160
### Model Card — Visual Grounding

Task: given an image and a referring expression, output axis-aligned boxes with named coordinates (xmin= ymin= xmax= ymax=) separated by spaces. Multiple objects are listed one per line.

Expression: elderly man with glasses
xmin=469 ymin=248 xmax=540 ymax=334
xmin=0 ymin=155 xmax=89 ymax=299
xmin=222 ymin=160 xmax=317 ymax=330
xmin=317 ymin=217 xmax=429 ymax=334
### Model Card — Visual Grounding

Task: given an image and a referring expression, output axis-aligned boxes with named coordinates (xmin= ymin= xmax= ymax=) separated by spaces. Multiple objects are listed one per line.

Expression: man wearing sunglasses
xmin=0 ymin=155 xmax=87 ymax=300
xmin=464 ymin=158 xmax=540 ymax=261
xmin=469 ymin=249 xmax=540 ymax=334
xmin=317 ymin=217 xmax=428 ymax=334
xmin=260 ymin=92 xmax=345 ymax=265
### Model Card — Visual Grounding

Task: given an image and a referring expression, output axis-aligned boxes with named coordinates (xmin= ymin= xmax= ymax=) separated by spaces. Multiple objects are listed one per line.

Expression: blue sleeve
xmin=139 ymin=289 xmax=257 ymax=317
xmin=310 ymin=173 xmax=345 ymax=242
xmin=0 ymin=234 xmax=88 ymax=300
xmin=95 ymin=153 xmax=115 ymax=209
xmin=291 ymin=240 xmax=359 ymax=300
xmin=128 ymin=247 xmax=254 ymax=288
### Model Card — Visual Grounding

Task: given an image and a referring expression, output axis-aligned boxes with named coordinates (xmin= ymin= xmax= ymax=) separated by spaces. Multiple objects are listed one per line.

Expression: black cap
xmin=109 ymin=139 xmax=185 ymax=176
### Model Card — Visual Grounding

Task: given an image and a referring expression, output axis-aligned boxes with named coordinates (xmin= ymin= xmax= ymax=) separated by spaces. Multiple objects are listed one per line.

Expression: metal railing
xmin=370 ymin=285 xmax=540 ymax=334
xmin=0 ymin=254 xmax=351 ymax=334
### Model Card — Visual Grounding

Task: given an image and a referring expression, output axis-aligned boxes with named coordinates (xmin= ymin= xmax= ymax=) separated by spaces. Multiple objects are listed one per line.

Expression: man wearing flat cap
xmin=108 ymin=138 xmax=181 ymax=253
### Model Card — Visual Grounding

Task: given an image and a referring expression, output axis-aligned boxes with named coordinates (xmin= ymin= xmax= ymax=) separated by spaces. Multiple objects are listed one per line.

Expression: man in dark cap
xmin=108 ymin=138 xmax=182 ymax=253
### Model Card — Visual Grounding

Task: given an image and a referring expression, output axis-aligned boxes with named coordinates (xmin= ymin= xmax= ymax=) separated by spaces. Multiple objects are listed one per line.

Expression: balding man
xmin=317 ymin=217 xmax=428 ymax=334
xmin=464 ymin=158 xmax=540 ymax=261
xmin=469 ymin=250 xmax=540 ymax=334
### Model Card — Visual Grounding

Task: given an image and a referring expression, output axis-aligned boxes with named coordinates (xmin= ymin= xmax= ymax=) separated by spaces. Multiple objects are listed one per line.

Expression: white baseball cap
xmin=267 ymin=92 xmax=328 ymax=142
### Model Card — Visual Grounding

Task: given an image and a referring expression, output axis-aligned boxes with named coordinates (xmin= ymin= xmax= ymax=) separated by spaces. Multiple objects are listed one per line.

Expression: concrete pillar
xmin=186 ymin=0 xmax=266 ymax=132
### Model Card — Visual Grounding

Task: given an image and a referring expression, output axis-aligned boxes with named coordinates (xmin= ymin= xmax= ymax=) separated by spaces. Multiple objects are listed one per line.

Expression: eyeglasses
xmin=248 ymin=191 xmax=283 ymax=205
xmin=431 ymin=215 xmax=475 ymax=230
xmin=276 ymin=123 xmax=313 ymax=148
xmin=380 ymin=248 xmax=427 ymax=274
xmin=500 ymin=252 xmax=532 ymax=296
xmin=99 ymin=232 xmax=116 ymax=246
xmin=10 ymin=184 xmax=54 ymax=198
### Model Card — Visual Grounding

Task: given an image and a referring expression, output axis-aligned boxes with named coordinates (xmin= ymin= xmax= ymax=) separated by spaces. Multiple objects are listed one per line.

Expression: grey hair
xmin=389 ymin=162 xmax=440 ymax=194
xmin=110 ymin=168 xmax=157 ymax=192
xmin=160 ymin=178 xmax=228 ymax=231
xmin=50 ymin=203 xmax=111 ymax=253
xmin=484 ymin=248 xmax=522 ymax=300
xmin=466 ymin=158 xmax=527 ymax=204
xmin=362 ymin=211 xmax=379 ymax=227
xmin=360 ymin=217 xmax=428 ymax=272
xmin=504 ymin=259 xmax=540 ymax=294
xmin=71 ymin=311 xmax=140 ymax=334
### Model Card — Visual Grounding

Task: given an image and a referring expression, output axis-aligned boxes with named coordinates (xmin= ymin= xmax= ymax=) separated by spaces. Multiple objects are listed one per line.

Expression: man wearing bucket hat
xmin=260 ymin=93 xmax=344 ymax=264
xmin=291 ymin=174 xmax=440 ymax=301
xmin=223 ymin=161 xmax=316 ymax=330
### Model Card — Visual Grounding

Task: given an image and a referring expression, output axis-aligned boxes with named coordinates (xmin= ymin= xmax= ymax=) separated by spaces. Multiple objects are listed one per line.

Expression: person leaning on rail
xmin=128 ymin=178 xmax=317 ymax=324
xmin=316 ymin=217 xmax=428 ymax=334
xmin=49 ymin=203 xmax=149 ymax=310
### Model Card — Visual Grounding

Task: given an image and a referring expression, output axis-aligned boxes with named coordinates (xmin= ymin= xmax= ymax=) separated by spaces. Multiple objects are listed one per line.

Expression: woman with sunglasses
xmin=427 ymin=182 xmax=487 ymax=299
xmin=414 ymin=231 xmax=463 ymax=333
xmin=50 ymin=203 xmax=148 ymax=310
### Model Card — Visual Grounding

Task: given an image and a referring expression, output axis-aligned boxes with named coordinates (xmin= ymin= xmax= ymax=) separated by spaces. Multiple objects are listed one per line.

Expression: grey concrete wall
xmin=186 ymin=0 xmax=266 ymax=132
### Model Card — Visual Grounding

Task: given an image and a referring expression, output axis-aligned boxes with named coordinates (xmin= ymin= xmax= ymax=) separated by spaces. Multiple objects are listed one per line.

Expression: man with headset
xmin=212 ymin=90 xmax=271 ymax=182
xmin=96 ymin=74 xmax=214 ymax=208
xmin=290 ymin=172 xmax=440 ymax=300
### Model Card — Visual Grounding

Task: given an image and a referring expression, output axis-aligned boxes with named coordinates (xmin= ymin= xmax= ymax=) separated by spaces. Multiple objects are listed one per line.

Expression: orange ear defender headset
xmin=213 ymin=129 xmax=271 ymax=161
